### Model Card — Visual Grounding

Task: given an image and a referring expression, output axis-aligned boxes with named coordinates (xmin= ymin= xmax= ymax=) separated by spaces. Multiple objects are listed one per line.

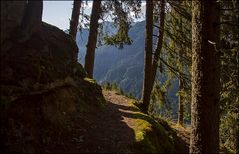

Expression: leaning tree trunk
xmin=190 ymin=0 xmax=220 ymax=153
xmin=149 ymin=0 xmax=165 ymax=96
xmin=141 ymin=0 xmax=154 ymax=113
xmin=84 ymin=0 xmax=101 ymax=78
xmin=69 ymin=0 xmax=81 ymax=41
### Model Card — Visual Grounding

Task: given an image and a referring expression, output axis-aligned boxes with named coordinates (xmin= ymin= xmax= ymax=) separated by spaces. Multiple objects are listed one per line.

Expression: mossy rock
xmin=0 ymin=18 xmax=106 ymax=153
xmin=127 ymin=101 xmax=186 ymax=153
xmin=1 ymin=22 xmax=79 ymax=88
xmin=80 ymin=77 xmax=106 ymax=107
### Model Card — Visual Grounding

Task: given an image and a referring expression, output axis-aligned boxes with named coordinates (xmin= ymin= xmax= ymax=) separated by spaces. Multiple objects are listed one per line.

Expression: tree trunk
xmin=84 ymin=0 xmax=101 ymax=78
xmin=18 ymin=0 xmax=43 ymax=42
xmin=149 ymin=0 xmax=165 ymax=95
xmin=236 ymin=49 xmax=239 ymax=153
xmin=177 ymin=15 xmax=184 ymax=127
xmin=1 ymin=1 xmax=26 ymax=45
xmin=69 ymin=0 xmax=81 ymax=41
xmin=141 ymin=0 xmax=154 ymax=113
xmin=177 ymin=76 xmax=184 ymax=126
xmin=190 ymin=0 xmax=220 ymax=153
xmin=236 ymin=111 xmax=239 ymax=154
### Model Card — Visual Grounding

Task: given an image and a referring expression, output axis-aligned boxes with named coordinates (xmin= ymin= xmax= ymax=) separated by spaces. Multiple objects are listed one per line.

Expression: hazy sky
xmin=43 ymin=1 xmax=92 ymax=30
xmin=43 ymin=1 xmax=71 ymax=30
xmin=43 ymin=1 xmax=145 ymax=30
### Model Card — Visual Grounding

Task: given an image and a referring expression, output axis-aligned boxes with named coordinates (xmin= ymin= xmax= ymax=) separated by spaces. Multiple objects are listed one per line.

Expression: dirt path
xmin=43 ymin=90 xmax=189 ymax=153
xmin=67 ymin=90 xmax=138 ymax=153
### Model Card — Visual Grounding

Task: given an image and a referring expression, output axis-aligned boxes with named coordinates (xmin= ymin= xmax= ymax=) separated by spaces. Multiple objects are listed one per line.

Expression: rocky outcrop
xmin=1 ymin=22 xmax=82 ymax=102
xmin=0 ymin=3 xmax=105 ymax=153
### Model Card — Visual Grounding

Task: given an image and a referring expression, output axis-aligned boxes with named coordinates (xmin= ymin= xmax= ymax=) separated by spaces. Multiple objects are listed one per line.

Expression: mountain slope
xmin=77 ymin=21 xmax=146 ymax=98
xmin=76 ymin=21 xmax=179 ymax=106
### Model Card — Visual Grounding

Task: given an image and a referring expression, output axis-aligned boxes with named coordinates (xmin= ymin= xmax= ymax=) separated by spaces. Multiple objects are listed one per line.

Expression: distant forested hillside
xmin=76 ymin=21 xmax=178 ymax=106
xmin=76 ymin=21 xmax=145 ymax=98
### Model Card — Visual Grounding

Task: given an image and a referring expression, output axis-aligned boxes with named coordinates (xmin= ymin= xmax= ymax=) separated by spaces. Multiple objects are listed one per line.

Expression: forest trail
xmin=64 ymin=90 xmax=139 ymax=153
xmin=44 ymin=90 xmax=189 ymax=153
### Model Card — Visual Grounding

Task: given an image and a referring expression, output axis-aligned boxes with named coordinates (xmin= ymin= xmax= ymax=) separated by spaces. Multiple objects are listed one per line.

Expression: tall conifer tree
xmin=190 ymin=0 xmax=220 ymax=153
xmin=141 ymin=0 xmax=153 ymax=112
xmin=69 ymin=0 xmax=81 ymax=41
xmin=141 ymin=0 xmax=165 ymax=113
xmin=84 ymin=0 xmax=102 ymax=78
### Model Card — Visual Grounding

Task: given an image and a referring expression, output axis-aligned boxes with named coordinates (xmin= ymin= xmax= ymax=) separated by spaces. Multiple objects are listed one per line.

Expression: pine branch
xmin=164 ymin=40 xmax=191 ymax=57
xmin=158 ymin=56 xmax=191 ymax=82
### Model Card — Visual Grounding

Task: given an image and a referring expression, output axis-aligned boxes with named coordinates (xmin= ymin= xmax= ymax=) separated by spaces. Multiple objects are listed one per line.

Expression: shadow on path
xmin=39 ymin=90 xmax=189 ymax=153
xmin=70 ymin=98 xmax=137 ymax=153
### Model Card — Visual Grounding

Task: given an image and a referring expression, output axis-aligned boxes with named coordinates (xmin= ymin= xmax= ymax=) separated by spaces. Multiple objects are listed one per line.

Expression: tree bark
xmin=190 ymin=0 xmax=220 ymax=153
xmin=177 ymin=15 xmax=184 ymax=126
xmin=236 ymin=48 xmax=239 ymax=153
xmin=149 ymin=0 xmax=165 ymax=94
xmin=236 ymin=111 xmax=239 ymax=154
xmin=84 ymin=0 xmax=101 ymax=78
xmin=69 ymin=0 xmax=81 ymax=41
xmin=18 ymin=0 xmax=43 ymax=42
xmin=177 ymin=76 xmax=184 ymax=126
xmin=141 ymin=0 xmax=154 ymax=113
xmin=142 ymin=0 xmax=165 ymax=113
xmin=1 ymin=1 xmax=26 ymax=45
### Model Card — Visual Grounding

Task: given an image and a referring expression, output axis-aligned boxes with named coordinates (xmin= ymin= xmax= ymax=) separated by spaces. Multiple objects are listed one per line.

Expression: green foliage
xmin=162 ymin=2 xmax=238 ymax=152
xmin=102 ymin=81 xmax=120 ymax=91
xmin=98 ymin=0 xmax=141 ymax=48
xmin=219 ymin=0 xmax=239 ymax=151
xmin=78 ymin=0 xmax=141 ymax=49
xmin=104 ymin=25 xmax=132 ymax=49
xmin=129 ymin=101 xmax=188 ymax=153
xmin=111 ymin=81 xmax=119 ymax=91
xmin=83 ymin=77 xmax=97 ymax=84
xmin=151 ymin=84 xmax=167 ymax=108
xmin=102 ymin=81 xmax=136 ymax=99
xmin=220 ymin=111 xmax=238 ymax=150
xmin=125 ymin=92 xmax=135 ymax=99
xmin=149 ymin=1 xmax=192 ymax=122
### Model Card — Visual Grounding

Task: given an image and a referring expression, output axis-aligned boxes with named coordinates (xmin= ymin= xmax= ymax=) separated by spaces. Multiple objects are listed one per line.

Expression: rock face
xmin=0 ymin=3 xmax=105 ymax=153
